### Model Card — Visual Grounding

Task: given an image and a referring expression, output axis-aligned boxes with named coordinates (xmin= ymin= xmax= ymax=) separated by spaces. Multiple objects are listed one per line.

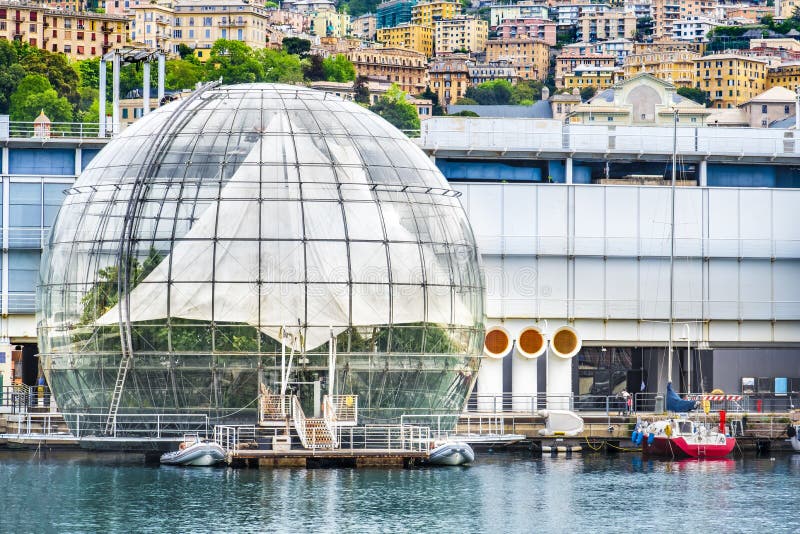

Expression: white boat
xmin=788 ymin=425 xmax=800 ymax=452
xmin=160 ymin=435 xmax=226 ymax=466
xmin=427 ymin=441 xmax=475 ymax=466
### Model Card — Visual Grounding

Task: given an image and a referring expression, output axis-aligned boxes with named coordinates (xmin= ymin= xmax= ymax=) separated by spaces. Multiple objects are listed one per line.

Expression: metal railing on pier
xmin=323 ymin=395 xmax=358 ymax=426
xmin=212 ymin=423 xmax=431 ymax=455
xmin=0 ymin=385 xmax=57 ymax=414
xmin=3 ymin=411 xmax=210 ymax=439
xmin=466 ymin=392 xmax=798 ymax=416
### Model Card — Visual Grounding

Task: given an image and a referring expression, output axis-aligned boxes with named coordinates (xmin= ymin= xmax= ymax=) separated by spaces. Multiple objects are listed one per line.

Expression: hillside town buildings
xmin=2 ymin=0 xmax=800 ymax=127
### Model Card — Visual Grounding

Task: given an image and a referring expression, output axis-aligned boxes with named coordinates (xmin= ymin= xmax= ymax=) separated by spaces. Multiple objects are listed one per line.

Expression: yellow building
xmin=429 ymin=53 xmax=471 ymax=105
xmin=694 ymin=54 xmax=768 ymax=109
xmin=555 ymin=53 xmax=616 ymax=88
xmin=309 ymin=10 xmax=351 ymax=38
xmin=434 ymin=16 xmax=487 ymax=54
xmin=410 ymin=0 xmax=460 ymax=28
xmin=377 ymin=23 xmax=433 ymax=56
xmin=0 ymin=1 xmax=128 ymax=59
xmin=484 ymin=38 xmax=549 ymax=81
xmin=766 ymin=63 xmax=800 ymax=91
xmin=564 ymin=65 xmax=623 ymax=91
xmin=132 ymin=0 xmax=273 ymax=59
xmin=623 ymin=48 xmax=699 ymax=88
xmin=347 ymin=46 xmax=428 ymax=94
xmin=131 ymin=2 xmax=173 ymax=52
xmin=779 ymin=0 xmax=800 ymax=18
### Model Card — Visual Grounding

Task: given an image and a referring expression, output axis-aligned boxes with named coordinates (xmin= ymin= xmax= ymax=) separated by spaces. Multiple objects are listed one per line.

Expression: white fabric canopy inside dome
xmin=97 ymin=113 xmax=471 ymax=350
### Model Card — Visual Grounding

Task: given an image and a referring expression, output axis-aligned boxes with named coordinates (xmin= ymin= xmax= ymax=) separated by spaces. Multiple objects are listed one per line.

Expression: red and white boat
xmin=640 ymin=417 xmax=736 ymax=459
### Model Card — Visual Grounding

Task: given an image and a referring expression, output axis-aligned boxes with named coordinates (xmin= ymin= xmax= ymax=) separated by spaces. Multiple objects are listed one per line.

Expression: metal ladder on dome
xmin=104 ymin=353 xmax=133 ymax=435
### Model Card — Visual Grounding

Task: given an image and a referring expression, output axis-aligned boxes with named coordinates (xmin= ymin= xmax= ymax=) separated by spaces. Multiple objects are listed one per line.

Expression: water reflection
xmin=0 ymin=451 xmax=797 ymax=533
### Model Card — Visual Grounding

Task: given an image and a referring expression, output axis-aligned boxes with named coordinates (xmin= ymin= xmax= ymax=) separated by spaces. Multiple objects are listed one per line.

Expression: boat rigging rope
xmin=583 ymin=436 xmax=641 ymax=453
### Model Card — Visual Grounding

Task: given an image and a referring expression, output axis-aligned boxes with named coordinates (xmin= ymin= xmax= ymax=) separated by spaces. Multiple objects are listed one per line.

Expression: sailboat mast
xmin=668 ymin=108 xmax=678 ymax=385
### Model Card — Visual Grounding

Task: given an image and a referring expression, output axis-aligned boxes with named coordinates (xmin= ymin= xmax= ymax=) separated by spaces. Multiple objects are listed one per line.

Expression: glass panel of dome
xmin=307 ymin=241 xmax=349 ymax=283
xmin=350 ymin=136 xmax=392 ymax=167
xmin=215 ymin=241 xmax=259 ymax=281
xmin=350 ymin=242 xmax=389 ymax=283
xmin=343 ymin=203 xmax=384 ymax=240
xmin=261 ymin=241 xmax=304 ymax=282
xmin=304 ymin=202 xmax=346 ymax=240
xmin=260 ymin=200 xmax=302 ymax=239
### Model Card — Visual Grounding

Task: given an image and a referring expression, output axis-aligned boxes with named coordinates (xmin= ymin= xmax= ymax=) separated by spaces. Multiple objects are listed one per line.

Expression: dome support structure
xmin=103 ymin=81 xmax=221 ymax=436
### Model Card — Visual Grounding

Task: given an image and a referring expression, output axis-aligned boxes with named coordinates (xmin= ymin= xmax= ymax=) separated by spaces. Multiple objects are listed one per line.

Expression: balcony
xmin=218 ymin=19 xmax=246 ymax=27
xmin=101 ymin=24 xmax=112 ymax=33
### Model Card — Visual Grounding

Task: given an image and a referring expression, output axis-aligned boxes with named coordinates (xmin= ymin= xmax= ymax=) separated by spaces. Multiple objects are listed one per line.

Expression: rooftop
xmin=446 ymin=102 xmax=553 ymax=118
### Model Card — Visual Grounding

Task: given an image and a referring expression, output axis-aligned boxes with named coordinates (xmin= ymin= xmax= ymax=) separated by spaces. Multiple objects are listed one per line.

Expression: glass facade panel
xmin=10 ymin=183 xmax=42 ymax=227
xmin=38 ymin=84 xmax=484 ymax=434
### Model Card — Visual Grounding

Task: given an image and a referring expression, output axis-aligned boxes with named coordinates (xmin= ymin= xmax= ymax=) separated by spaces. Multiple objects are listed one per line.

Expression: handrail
xmin=2 ymin=412 xmax=210 ymax=439
xmin=465 ymin=392 xmax=799 ymax=415
xmin=291 ymin=395 xmax=308 ymax=448
xmin=3 ymin=121 xmax=115 ymax=140
xmin=323 ymin=394 xmax=358 ymax=426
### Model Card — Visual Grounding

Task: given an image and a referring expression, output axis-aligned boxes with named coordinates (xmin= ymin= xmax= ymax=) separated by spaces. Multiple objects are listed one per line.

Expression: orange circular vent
xmin=483 ymin=327 xmax=511 ymax=358
xmin=518 ymin=328 xmax=545 ymax=358
xmin=550 ymin=326 xmax=581 ymax=359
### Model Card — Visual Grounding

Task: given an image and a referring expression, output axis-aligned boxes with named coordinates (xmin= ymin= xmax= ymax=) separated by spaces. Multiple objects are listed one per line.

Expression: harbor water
xmin=2 ymin=451 xmax=798 ymax=533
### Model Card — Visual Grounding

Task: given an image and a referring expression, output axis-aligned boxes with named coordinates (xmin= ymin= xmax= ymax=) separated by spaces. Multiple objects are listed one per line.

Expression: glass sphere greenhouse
xmin=37 ymin=84 xmax=484 ymax=432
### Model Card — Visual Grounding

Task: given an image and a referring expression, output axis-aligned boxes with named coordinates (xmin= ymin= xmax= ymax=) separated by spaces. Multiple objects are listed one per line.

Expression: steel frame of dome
xmin=37 ymin=83 xmax=485 ymax=434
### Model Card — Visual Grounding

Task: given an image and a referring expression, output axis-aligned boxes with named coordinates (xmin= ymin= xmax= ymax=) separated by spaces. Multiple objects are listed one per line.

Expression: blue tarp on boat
xmin=666 ymin=382 xmax=697 ymax=412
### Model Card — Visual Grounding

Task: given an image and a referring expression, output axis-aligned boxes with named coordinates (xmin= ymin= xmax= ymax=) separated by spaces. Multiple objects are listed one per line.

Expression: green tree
xmin=449 ymin=110 xmax=479 ymax=117
xmin=78 ymin=87 xmax=98 ymax=114
xmin=677 ymin=87 xmax=710 ymax=107
xmin=369 ymin=84 xmax=420 ymax=135
xmin=75 ymin=57 xmax=101 ymax=90
xmin=302 ymin=54 xmax=326 ymax=81
xmin=580 ymin=86 xmax=596 ymax=101
xmin=416 ymin=85 xmax=444 ymax=115
xmin=511 ymin=80 xmax=544 ymax=103
xmin=206 ymin=39 xmax=264 ymax=84
xmin=322 ymin=54 xmax=356 ymax=82
xmin=354 ymin=75 xmax=370 ymax=104
xmin=166 ymin=58 xmax=204 ymax=90
xmin=282 ymin=37 xmax=312 ymax=57
xmin=76 ymin=97 xmax=107 ymax=124
xmin=257 ymin=48 xmax=304 ymax=83
xmin=0 ymin=41 xmax=25 ymax=114
xmin=10 ymin=74 xmax=73 ymax=123
xmin=177 ymin=43 xmax=194 ymax=59
xmin=463 ymin=79 xmax=514 ymax=105
xmin=340 ymin=0 xmax=380 ymax=16
xmin=15 ymin=43 xmax=81 ymax=108
xmin=119 ymin=63 xmax=144 ymax=98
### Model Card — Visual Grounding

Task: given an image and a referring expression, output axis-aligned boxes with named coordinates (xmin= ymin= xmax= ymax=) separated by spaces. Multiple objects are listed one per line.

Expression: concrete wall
xmin=458 ymin=182 xmax=800 ymax=345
